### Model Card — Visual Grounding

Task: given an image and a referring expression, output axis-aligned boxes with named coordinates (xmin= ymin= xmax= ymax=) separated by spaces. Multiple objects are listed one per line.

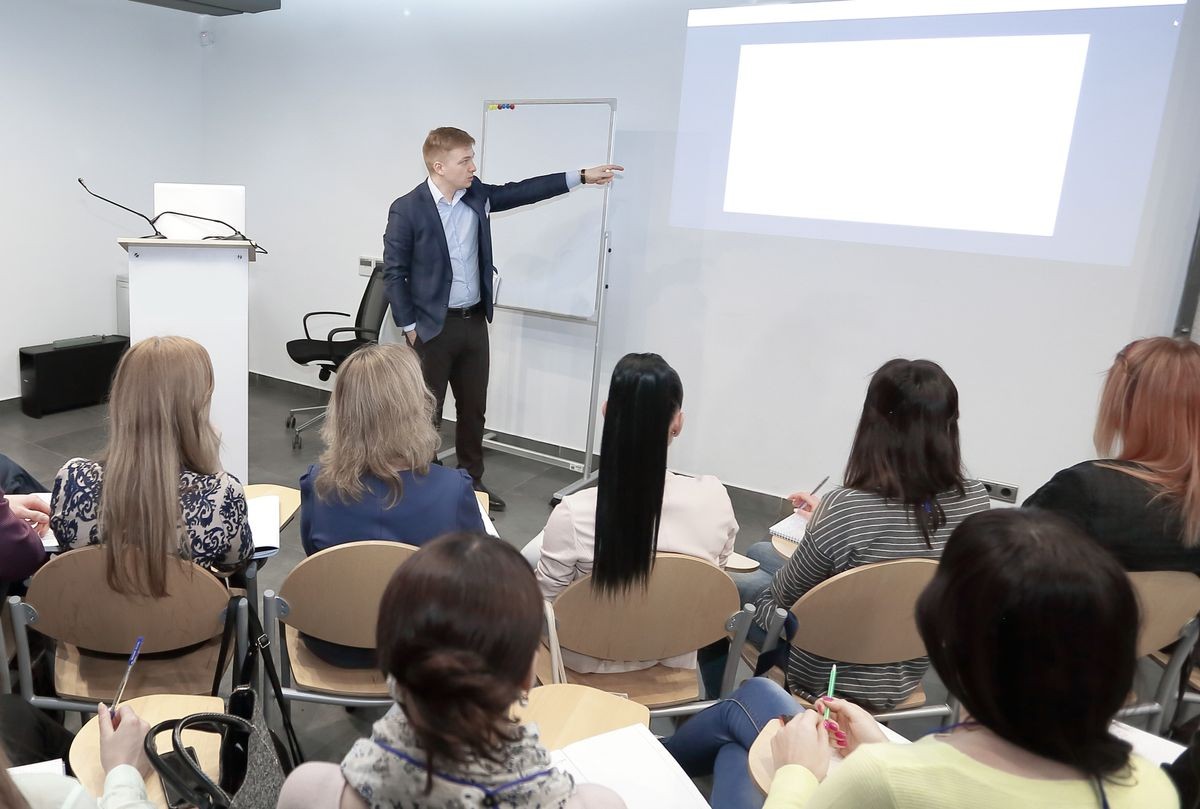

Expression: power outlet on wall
xmin=980 ymin=479 xmax=1020 ymax=504
xmin=359 ymin=256 xmax=382 ymax=277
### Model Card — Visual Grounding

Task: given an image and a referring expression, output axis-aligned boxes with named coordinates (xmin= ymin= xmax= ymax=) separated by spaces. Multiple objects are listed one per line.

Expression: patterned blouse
xmin=341 ymin=704 xmax=575 ymax=808
xmin=49 ymin=457 xmax=253 ymax=570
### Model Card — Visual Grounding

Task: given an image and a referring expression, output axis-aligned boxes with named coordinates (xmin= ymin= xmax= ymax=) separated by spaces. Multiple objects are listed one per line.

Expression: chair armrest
xmin=325 ymin=327 xmax=379 ymax=354
xmin=301 ymin=311 xmax=351 ymax=340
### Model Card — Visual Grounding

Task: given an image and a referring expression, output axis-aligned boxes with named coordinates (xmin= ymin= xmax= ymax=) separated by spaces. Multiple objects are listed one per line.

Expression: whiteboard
xmin=479 ymin=99 xmax=615 ymax=320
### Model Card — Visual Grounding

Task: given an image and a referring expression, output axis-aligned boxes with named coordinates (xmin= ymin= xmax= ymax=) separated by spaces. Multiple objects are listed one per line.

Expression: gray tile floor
xmin=1 ymin=376 xmax=786 ymax=761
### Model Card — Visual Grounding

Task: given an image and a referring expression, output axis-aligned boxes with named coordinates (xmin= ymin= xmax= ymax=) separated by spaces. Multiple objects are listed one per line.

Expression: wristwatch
xmin=580 ymin=169 xmax=586 ymax=185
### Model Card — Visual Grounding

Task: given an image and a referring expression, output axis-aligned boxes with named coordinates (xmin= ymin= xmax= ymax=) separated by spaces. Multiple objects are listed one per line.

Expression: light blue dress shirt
xmin=403 ymin=172 xmax=583 ymax=332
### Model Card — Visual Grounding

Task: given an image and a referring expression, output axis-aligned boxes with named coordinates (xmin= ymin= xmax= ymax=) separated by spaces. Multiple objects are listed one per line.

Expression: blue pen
xmin=110 ymin=636 xmax=144 ymax=717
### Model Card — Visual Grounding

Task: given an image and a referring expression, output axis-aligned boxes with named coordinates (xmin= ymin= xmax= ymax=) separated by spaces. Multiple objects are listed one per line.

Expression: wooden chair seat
xmin=244 ymin=484 xmax=302 ymax=528
xmin=283 ymin=625 xmax=388 ymax=697
xmin=514 ymin=684 xmax=651 ymax=750
xmin=534 ymin=643 xmax=698 ymax=709
xmin=54 ymin=637 xmax=225 ymax=701
xmin=1150 ymin=650 xmax=1200 ymax=692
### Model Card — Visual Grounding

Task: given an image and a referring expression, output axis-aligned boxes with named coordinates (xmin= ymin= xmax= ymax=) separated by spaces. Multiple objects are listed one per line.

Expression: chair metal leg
xmin=720 ymin=605 xmax=757 ymax=698
xmin=294 ymin=411 xmax=326 ymax=434
xmin=8 ymin=596 xmax=36 ymax=701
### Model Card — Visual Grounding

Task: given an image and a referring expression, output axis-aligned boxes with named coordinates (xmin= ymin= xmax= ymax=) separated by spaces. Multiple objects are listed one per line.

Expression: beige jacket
xmin=534 ymin=472 xmax=739 ymax=673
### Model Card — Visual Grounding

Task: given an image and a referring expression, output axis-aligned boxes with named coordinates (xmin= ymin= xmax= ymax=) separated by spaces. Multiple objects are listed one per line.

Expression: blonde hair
xmin=100 ymin=336 xmax=222 ymax=597
xmin=1096 ymin=336 xmax=1200 ymax=546
xmin=422 ymin=126 xmax=475 ymax=173
xmin=315 ymin=342 xmax=440 ymax=505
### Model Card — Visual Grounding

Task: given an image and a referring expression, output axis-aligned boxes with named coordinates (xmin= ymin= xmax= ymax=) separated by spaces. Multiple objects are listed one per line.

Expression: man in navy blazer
xmin=383 ymin=126 xmax=621 ymax=510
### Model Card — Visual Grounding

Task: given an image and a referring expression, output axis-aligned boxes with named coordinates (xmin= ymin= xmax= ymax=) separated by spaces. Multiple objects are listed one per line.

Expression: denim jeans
xmin=663 ymin=677 xmax=799 ymax=809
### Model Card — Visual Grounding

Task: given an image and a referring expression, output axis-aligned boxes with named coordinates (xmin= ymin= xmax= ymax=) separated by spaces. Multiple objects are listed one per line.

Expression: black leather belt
xmin=446 ymin=303 xmax=484 ymax=318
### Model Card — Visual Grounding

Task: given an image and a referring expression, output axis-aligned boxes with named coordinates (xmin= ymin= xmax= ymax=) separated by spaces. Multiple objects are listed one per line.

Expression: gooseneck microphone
xmin=77 ymin=177 xmax=165 ymax=239
xmin=77 ymin=178 xmax=268 ymax=255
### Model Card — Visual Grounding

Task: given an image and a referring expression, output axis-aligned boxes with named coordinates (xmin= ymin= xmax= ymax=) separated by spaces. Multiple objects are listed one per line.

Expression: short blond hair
xmin=422 ymin=126 xmax=475 ymax=173
xmin=316 ymin=342 xmax=440 ymax=505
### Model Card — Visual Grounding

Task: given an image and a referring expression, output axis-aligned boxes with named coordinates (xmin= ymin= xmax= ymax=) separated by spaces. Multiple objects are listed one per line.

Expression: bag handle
xmin=212 ymin=596 xmax=243 ymax=697
xmin=144 ymin=715 xmax=250 ymax=809
xmin=246 ymin=601 xmax=305 ymax=765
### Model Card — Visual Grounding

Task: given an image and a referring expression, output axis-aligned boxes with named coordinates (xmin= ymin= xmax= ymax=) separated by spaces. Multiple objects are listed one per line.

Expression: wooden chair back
xmin=553 ymin=553 xmax=739 ymax=661
xmin=1128 ymin=571 xmax=1200 ymax=657
xmin=790 ymin=559 xmax=938 ymax=664
xmin=277 ymin=541 xmax=418 ymax=647
xmin=24 ymin=546 xmax=230 ymax=654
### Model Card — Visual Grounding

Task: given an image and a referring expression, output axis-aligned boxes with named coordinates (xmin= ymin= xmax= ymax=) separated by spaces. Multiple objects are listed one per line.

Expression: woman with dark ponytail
xmin=531 ymin=353 xmax=739 ymax=672
xmin=742 ymin=358 xmax=989 ymax=709
xmin=666 ymin=509 xmax=1178 ymax=808
xmin=276 ymin=533 xmax=623 ymax=809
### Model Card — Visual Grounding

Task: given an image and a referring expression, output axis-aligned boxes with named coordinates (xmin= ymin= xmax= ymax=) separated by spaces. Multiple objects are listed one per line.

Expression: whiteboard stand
xmin=547 ymin=230 xmax=612 ymax=505
xmin=443 ymin=98 xmax=616 ymax=502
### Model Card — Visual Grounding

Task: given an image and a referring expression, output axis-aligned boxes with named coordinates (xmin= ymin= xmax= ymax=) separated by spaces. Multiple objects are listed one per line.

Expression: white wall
xmin=195 ymin=0 xmax=1200 ymax=500
xmin=0 ymin=0 xmax=205 ymax=401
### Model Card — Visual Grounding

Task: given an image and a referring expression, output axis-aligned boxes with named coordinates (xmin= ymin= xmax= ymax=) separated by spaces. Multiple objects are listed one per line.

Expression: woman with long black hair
xmin=532 ymin=352 xmax=739 ymax=672
xmin=749 ymin=358 xmax=989 ymax=710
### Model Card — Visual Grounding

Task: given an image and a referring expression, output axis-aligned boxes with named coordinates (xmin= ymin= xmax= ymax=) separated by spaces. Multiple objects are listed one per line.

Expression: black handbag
xmin=144 ymin=597 xmax=304 ymax=809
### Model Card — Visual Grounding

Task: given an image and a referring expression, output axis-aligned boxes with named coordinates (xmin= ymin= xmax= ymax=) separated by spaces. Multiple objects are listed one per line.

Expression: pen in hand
xmin=110 ymin=636 xmax=143 ymax=717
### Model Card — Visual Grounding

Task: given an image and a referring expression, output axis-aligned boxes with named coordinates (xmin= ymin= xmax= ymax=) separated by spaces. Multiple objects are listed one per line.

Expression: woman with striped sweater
xmin=753 ymin=358 xmax=989 ymax=710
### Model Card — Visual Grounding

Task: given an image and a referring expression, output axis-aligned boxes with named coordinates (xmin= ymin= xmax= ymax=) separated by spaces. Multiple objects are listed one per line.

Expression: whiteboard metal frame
xmin=476 ymin=97 xmax=617 ymax=491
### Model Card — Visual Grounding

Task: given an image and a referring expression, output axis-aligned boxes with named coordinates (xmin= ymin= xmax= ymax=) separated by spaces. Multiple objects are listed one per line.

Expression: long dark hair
xmin=844 ymin=358 xmax=965 ymax=546
xmin=593 ymin=353 xmax=684 ymax=595
xmin=377 ymin=533 xmax=543 ymax=791
xmin=917 ymin=509 xmax=1137 ymax=780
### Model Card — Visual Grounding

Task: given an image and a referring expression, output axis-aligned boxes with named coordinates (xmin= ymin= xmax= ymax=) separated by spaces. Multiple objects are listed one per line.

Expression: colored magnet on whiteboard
xmin=488 ymin=104 xmax=498 ymax=110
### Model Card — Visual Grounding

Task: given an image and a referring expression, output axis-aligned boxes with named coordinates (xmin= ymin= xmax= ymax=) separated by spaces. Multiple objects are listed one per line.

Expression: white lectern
xmin=118 ymin=238 xmax=254 ymax=483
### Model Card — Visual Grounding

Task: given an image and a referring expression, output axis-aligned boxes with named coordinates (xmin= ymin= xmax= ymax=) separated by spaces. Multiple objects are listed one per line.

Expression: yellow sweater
xmin=764 ymin=737 xmax=1179 ymax=809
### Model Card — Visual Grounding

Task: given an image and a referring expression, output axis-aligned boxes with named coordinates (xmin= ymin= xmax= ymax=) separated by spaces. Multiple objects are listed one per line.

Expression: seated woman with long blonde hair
xmin=50 ymin=336 xmax=252 ymax=595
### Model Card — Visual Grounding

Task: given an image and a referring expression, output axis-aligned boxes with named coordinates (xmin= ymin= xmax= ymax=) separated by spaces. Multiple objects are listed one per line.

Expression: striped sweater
xmin=754 ymin=481 xmax=990 ymax=710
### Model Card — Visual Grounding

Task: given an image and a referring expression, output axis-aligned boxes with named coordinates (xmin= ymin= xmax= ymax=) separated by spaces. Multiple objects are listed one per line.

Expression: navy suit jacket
xmin=382 ymin=173 xmax=570 ymax=341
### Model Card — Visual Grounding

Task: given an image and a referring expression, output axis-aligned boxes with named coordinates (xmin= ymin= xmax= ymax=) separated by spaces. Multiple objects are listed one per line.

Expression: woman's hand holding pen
xmin=771 ymin=710 xmax=833 ymax=780
xmin=788 ymin=475 xmax=829 ymax=520
xmin=815 ymin=697 xmax=888 ymax=756
xmin=787 ymin=491 xmax=820 ymax=519
xmin=98 ymin=703 xmax=152 ymax=777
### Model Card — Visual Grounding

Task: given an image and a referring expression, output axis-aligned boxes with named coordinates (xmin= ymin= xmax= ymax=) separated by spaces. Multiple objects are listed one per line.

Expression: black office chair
xmin=285 ymin=266 xmax=389 ymax=449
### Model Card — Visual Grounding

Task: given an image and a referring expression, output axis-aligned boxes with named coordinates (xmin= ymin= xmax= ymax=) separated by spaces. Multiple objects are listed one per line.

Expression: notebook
xmin=548 ymin=724 xmax=709 ymax=809
xmin=1109 ymin=720 xmax=1184 ymax=765
xmin=768 ymin=512 xmax=809 ymax=544
xmin=247 ymin=494 xmax=281 ymax=555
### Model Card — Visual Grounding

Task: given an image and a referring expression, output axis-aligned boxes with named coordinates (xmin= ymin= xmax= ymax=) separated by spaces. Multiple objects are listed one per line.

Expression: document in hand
xmin=549 ymin=724 xmax=710 ymax=809
xmin=32 ymin=493 xmax=58 ymax=552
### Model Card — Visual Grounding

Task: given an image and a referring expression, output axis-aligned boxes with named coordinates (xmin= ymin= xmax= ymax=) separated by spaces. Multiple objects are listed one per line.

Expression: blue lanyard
xmin=372 ymin=739 xmax=556 ymax=807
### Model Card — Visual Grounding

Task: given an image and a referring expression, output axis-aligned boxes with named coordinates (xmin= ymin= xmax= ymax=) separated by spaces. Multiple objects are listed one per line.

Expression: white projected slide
xmin=723 ymin=35 xmax=1091 ymax=236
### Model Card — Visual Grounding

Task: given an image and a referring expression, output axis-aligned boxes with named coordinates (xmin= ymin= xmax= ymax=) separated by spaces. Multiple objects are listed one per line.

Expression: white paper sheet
xmin=247 ymin=495 xmax=280 ymax=553
xmin=549 ymin=724 xmax=710 ymax=809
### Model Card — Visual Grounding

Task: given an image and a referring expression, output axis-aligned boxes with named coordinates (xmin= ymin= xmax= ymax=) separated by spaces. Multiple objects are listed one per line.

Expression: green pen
xmin=823 ymin=664 xmax=838 ymax=720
